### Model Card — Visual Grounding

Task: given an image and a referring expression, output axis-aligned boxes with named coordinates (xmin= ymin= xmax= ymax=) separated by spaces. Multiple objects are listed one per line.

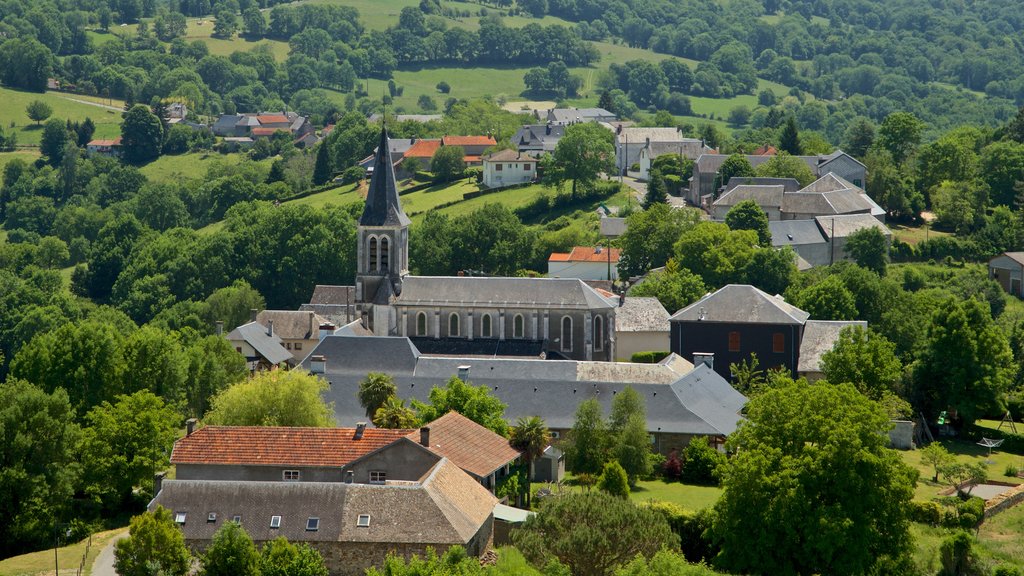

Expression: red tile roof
xmin=170 ymin=426 xmax=413 ymax=468
xmin=258 ymin=114 xmax=290 ymax=124
xmin=88 ymin=138 xmax=122 ymax=147
xmin=408 ymin=412 xmax=521 ymax=478
xmin=753 ymin=145 xmax=777 ymax=156
xmin=443 ymin=135 xmax=497 ymax=147
xmin=404 ymin=139 xmax=442 ymax=158
xmin=550 ymin=246 xmax=621 ymax=263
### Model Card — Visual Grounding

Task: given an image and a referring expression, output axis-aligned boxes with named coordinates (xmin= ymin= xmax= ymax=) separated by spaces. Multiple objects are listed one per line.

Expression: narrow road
xmin=90 ymin=532 xmax=128 ymax=576
xmin=55 ymin=95 xmax=122 ymax=112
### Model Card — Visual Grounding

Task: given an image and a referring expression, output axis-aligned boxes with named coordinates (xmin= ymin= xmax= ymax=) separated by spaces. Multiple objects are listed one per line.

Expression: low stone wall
xmin=984 ymin=483 xmax=1024 ymax=519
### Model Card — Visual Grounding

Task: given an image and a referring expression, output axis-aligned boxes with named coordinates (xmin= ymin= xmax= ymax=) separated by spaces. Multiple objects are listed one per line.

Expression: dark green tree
xmin=358 ymin=372 xmax=398 ymax=419
xmin=778 ymin=115 xmax=802 ymax=155
xmin=25 ymin=100 xmax=52 ymax=124
xmin=597 ymin=460 xmax=630 ymax=497
xmin=713 ymin=154 xmax=755 ymax=194
xmin=121 ymin=104 xmax=164 ymax=165
xmin=617 ymin=204 xmax=700 ymax=278
xmin=40 ymin=118 xmax=68 ymax=166
xmin=545 ymin=122 xmax=615 ymax=197
xmin=877 ymin=112 xmax=925 ymax=165
xmin=793 ymin=275 xmax=858 ymax=321
xmin=202 ymin=521 xmax=260 ymax=576
xmin=312 ymin=142 xmax=334 ymax=185
xmin=514 ymin=492 xmax=679 ymax=576
xmin=430 ymin=145 xmax=466 ymax=182
xmin=712 ymin=380 xmax=916 ymax=575
xmin=844 ymin=226 xmax=889 ymax=275
xmin=259 ymin=537 xmax=329 ymax=576
xmin=510 ymin=415 xmax=550 ymax=506
xmin=563 ymin=398 xmax=608 ymax=475
xmin=755 ymin=152 xmax=815 ymax=186
xmin=0 ymin=38 xmax=53 ymax=91
xmin=820 ymin=327 xmax=902 ymax=401
xmin=841 ymin=117 xmax=876 ymax=158
xmin=681 ymin=436 xmax=725 ymax=485
xmin=114 ymin=507 xmax=191 ymax=576
xmin=644 ymin=168 xmax=668 ymax=208
xmin=628 ymin=263 xmax=707 ymax=314
xmin=411 ymin=376 xmax=509 ymax=436
xmin=724 ymin=199 xmax=771 ymax=246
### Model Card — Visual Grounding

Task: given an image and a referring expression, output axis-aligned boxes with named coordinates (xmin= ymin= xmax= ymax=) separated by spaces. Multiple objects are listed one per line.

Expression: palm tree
xmin=510 ymin=416 xmax=551 ymax=507
xmin=373 ymin=396 xmax=418 ymax=429
xmin=358 ymin=372 xmax=397 ymax=419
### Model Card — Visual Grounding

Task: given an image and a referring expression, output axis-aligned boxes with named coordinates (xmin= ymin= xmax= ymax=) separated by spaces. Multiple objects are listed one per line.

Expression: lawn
xmin=629 ymin=479 xmax=723 ymax=510
xmin=912 ymin=504 xmax=1024 ymax=573
xmin=889 ymin=222 xmax=951 ymax=245
xmin=401 ymin=179 xmax=481 ymax=216
xmin=284 ymin=182 xmax=365 ymax=210
xmin=430 ymin=182 xmax=551 ymax=219
xmin=0 ymin=150 xmax=41 ymax=171
xmin=900 ymin=439 xmax=1023 ymax=502
xmin=0 ymin=87 xmax=124 ymax=146
xmin=0 ymin=527 xmax=128 ymax=576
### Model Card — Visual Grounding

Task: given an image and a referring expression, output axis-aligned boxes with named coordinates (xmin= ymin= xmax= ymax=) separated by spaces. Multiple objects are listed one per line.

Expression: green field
xmin=629 ymin=479 xmax=723 ymax=510
xmin=0 ymin=527 xmax=128 ymax=576
xmin=0 ymin=87 xmax=123 ymax=146
xmin=0 ymin=150 xmax=40 ymax=171
xmin=137 ymin=152 xmax=271 ymax=183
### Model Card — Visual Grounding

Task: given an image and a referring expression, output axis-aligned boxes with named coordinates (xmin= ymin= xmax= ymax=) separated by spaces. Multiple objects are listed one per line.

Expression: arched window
xmin=481 ymin=314 xmax=492 ymax=338
xmin=594 ymin=315 xmax=604 ymax=351
xmin=449 ymin=313 xmax=460 ymax=337
xmin=416 ymin=312 xmax=427 ymax=336
xmin=368 ymin=236 xmax=378 ymax=271
xmin=380 ymin=236 xmax=390 ymax=272
xmin=513 ymin=314 xmax=524 ymax=338
xmin=561 ymin=316 xmax=572 ymax=352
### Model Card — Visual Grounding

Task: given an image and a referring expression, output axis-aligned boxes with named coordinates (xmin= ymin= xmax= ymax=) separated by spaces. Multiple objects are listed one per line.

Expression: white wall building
xmin=482 ymin=149 xmax=539 ymax=188
xmin=548 ymin=246 xmax=620 ymax=281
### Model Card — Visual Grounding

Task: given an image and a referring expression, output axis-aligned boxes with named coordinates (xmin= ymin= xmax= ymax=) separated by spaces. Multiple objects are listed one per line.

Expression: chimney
xmin=250 ymin=309 xmax=258 ymax=322
xmin=310 ymin=354 xmax=326 ymax=374
xmin=267 ymin=320 xmax=274 ymax=337
xmin=419 ymin=427 xmax=430 ymax=447
xmin=154 ymin=471 xmax=166 ymax=496
xmin=215 ymin=321 xmax=224 ymax=336
xmin=354 ymin=422 xmax=366 ymax=440
xmin=319 ymin=322 xmax=336 ymax=341
xmin=619 ymin=292 xmax=625 ymax=307
xmin=186 ymin=418 xmax=197 ymax=435
xmin=693 ymin=352 xmax=714 ymax=370
xmin=457 ymin=365 xmax=471 ymax=380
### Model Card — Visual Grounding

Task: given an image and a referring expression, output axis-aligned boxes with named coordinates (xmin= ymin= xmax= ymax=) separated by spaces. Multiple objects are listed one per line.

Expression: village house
xmin=212 ymin=111 xmax=312 ymax=139
xmin=541 ymin=107 xmax=617 ymax=125
xmin=86 ymin=137 xmax=123 ymax=158
xmin=711 ymin=173 xmax=885 ymax=222
xmin=247 ymin=310 xmax=333 ymax=361
xmin=481 ymin=149 xmax=539 ymax=188
xmin=155 ymin=422 xmax=498 ymax=576
xmin=547 ymin=246 xmax=620 ymax=281
xmin=989 ymin=252 xmax=1024 ymax=298
xmin=615 ymin=127 xmax=712 ymax=177
xmin=669 ymin=284 xmax=865 ymax=381
xmin=511 ymin=123 xmax=565 ymax=153
xmin=613 ymin=296 xmax=671 ymax=361
xmin=224 ymin=321 xmax=293 ymax=371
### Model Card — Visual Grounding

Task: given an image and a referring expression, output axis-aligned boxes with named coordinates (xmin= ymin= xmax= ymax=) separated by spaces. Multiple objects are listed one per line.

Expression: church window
xmin=380 ymin=237 xmax=390 ymax=272
xmin=513 ymin=314 xmax=524 ymax=338
xmin=416 ymin=312 xmax=427 ymax=336
xmin=594 ymin=316 xmax=604 ymax=351
xmin=561 ymin=316 xmax=572 ymax=352
xmin=368 ymin=237 xmax=378 ymax=271
xmin=449 ymin=313 xmax=460 ymax=337
xmin=481 ymin=314 xmax=492 ymax=338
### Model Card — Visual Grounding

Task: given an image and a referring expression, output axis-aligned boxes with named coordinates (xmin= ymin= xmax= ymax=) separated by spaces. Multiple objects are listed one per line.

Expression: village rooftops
xmin=407 ymin=412 xmax=520 ymax=479
xmin=615 ymin=296 xmax=670 ymax=333
xmin=394 ymin=276 xmax=615 ymax=309
xmin=442 ymin=135 xmax=497 ymax=147
xmin=170 ymin=426 xmax=414 ymax=468
xmin=797 ymin=320 xmax=867 ymax=374
xmin=548 ymin=246 xmax=621 ymax=264
xmin=254 ymin=310 xmax=330 ymax=341
xmin=484 ymin=149 xmax=539 ymax=162
xmin=224 ymin=322 xmax=292 ymax=365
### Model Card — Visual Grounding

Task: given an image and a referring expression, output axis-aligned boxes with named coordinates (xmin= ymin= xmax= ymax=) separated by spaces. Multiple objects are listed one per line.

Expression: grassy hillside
xmin=137 ymin=152 xmax=272 ymax=182
xmin=0 ymin=87 xmax=123 ymax=146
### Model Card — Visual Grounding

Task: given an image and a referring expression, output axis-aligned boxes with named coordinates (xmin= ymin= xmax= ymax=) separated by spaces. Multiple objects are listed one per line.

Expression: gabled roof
xmin=618 ymin=127 xmax=686 ymax=143
xmin=670 ymin=284 xmax=810 ymax=325
xmin=993 ymin=252 xmax=1024 ymax=266
xmin=403 ymin=139 xmax=442 ymax=159
xmin=814 ymin=214 xmax=892 ymax=239
xmin=395 ymin=276 xmax=615 ymax=309
xmin=170 ymin=426 xmax=414 ymax=467
xmin=484 ymin=149 xmax=538 ymax=162
xmin=257 ymin=114 xmax=289 ymax=124
xmin=305 ymin=336 xmax=422 ymax=375
xmin=152 ymin=457 xmax=496 ymax=545
xmin=361 ymin=129 xmax=411 ymax=227
xmin=713 ymin=184 xmax=785 ymax=209
xmin=308 ymin=285 xmax=356 ymax=305
xmin=615 ymin=296 xmax=670 ymax=332
xmin=409 ymin=412 xmax=520 ymax=478
xmin=442 ymin=135 xmax=496 ymax=147
xmin=769 ymin=220 xmax=827 ymax=247
xmin=251 ymin=127 xmax=284 ymax=136
xmin=255 ymin=310 xmax=328 ymax=340
xmin=797 ymin=320 xmax=867 ymax=374
xmin=548 ymin=246 xmax=621 ymax=264
xmin=225 ymin=322 xmax=293 ymax=365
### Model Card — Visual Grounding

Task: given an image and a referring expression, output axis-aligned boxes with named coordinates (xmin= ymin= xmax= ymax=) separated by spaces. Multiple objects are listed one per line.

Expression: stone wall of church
xmin=395 ymin=306 xmax=614 ymax=361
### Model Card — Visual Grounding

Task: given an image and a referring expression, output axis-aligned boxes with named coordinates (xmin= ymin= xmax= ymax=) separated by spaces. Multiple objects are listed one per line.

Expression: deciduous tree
xmin=411 ymin=376 xmax=509 ymax=436
xmin=25 ymin=100 xmax=52 ymax=124
xmin=114 ymin=506 xmax=191 ymax=576
xmin=202 ymin=521 xmax=260 ymax=576
xmin=724 ymin=199 xmax=771 ymax=246
xmin=563 ymin=398 xmax=608 ymax=475
xmin=205 ymin=369 xmax=337 ymax=427
xmin=430 ymin=145 xmax=465 ymax=182
xmin=617 ymin=204 xmax=700 ymax=278
xmin=121 ymin=105 xmax=164 ymax=165
xmin=545 ymin=122 xmax=615 ymax=197
xmin=844 ymin=226 xmax=889 ymax=275
xmin=820 ymin=326 xmax=902 ymax=400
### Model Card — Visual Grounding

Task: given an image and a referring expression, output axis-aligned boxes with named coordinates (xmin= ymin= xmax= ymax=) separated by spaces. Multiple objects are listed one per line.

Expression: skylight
xmin=207 ymin=513 xmax=217 ymax=523
xmin=306 ymin=517 xmax=319 ymax=531
xmin=270 ymin=515 xmax=281 ymax=529
xmin=174 ymin=512 xmax=186 ymax=524
xmin=357 ymin=514 xmax=370 ymax=527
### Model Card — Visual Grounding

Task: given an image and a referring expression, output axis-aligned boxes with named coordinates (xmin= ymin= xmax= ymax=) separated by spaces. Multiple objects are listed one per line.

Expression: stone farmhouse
xmin=710 ymin=173 xmax=885 ymax=222
xmin=212 ymin=111 xmax=312 ymax=139
xmin=154 ymin=422 xmax=498 ymax=576
xmin=614 ymin=127 xmax=713 ymax=177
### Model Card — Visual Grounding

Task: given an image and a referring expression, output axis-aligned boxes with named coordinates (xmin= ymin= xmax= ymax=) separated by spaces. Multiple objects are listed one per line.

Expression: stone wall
xmin=984 ymin=483 xmax=1024 ymax=520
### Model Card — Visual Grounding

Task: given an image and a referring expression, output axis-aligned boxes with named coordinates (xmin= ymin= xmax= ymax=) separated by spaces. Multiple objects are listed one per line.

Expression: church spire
xmin=360 ymin=127 xmax=410 ymax=227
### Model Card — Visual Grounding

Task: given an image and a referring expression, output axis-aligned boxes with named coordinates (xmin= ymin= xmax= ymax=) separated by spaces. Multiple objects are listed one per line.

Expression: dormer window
xmin=283 ymin=470 xmax=300 ymax=481
xmin=369 ymin=471 xmax=386 ymax=484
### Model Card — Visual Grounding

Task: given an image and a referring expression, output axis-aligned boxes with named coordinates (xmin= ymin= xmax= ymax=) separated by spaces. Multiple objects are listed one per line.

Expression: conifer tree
xmin=313 ymin=142 xmax=335 ymax=185
xmin=779 ymin=115 xmax=802 ymax=155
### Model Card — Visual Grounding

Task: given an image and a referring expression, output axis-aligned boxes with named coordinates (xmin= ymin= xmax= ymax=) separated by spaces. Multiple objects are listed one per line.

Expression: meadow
xmin=137 ymin=151 xmax=272 ymax=182
xmin=0 ymin=87 xmax=123 ymax=146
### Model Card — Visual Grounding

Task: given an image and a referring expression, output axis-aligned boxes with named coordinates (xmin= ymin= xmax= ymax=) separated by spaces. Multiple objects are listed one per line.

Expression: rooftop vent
xmin=354 ymin=422 xmax=366 ymax=440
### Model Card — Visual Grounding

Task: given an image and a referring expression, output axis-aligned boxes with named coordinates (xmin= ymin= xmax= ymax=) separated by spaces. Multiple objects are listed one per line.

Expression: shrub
xmin=1005 ymin=464 xmax=1019 ymax=478
xmin=681 ymin=436 xmax=726 ymax=486
xmin=597 ymin=461 xmax=630 ymax=498
xmin=907 ymin=500 xmax=942 ymax=525
xmin=938 ymin=531 xmax=981 ymax=576
xmin=340 ymin=166 xmax=365 ymax=184
xmin=436 ymin=81 xmax=451 ymax=93
xmin=940 ymin=496 xmax=985 ymax=529
xmin=643 ymin=501 xmax=718 ymax=563
xmin=662 ymin=450 xmax=682 ymax=481
xmin=630 ymin=351 xmax=671 ymax=364
xmin=646 ymin=452 xmax=666 ymax=480
xmin=994 ymin=565 xmax=1023 ymax=576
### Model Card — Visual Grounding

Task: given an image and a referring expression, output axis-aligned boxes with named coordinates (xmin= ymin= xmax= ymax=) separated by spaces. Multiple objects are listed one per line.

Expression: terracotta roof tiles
xmin=442 ymin=135 xmax=497 ymax=147
xmin=408 ymin=412 xmax=520 ymax=478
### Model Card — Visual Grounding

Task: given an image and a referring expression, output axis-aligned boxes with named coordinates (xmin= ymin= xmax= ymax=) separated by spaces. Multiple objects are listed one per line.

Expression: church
xmin=354 ymin=128 xmax=616 ymax=361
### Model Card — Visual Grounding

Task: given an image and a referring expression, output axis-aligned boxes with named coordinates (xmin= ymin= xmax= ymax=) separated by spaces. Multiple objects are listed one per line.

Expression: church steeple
xmin=361 ymin=127 xmax=411 ymax=227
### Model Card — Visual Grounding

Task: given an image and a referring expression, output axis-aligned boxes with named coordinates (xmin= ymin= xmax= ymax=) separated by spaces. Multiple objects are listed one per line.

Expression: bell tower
xmin=356 ymin=127 xmax=410 ymax=333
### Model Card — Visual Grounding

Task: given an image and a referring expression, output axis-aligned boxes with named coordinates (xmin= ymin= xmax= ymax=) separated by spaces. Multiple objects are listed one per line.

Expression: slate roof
xmin=643 ymin=140 xmax=711 ymax=160
xmin=409 ymin=412 xmax=520 ymax=478
xmin=670 ymin=284 xmax=810 ymax=325
xmin=254 ymin=310 xmax=328 ymax=340
xmin=309 ymin=285 xmax=356 ymax=306
xmin=170 ymin=426 xmax=413 ymax=468
xmin=151 ymin=458 xmax=496 ymax=545
xmin=723 ymin=176 xmax=801 ymax=192
xmin=618 ymin=127 xmax=685 ymax=144
xmin=304 ymin=337 xmax=745 ymax=436
xmin=306 ymin=336 xmax=422 ymax=375
xmin=395 ymin=277 xmax=615 ymax=309
xmin=769 ymin=220 xmax=827 ymax=247
xmin=512 ymin=124 xmax=564 ymax=151
xmin=797 ymin=320 xmax=867 ymax=374
xmin=361 ymin=129 xmax=411 ymax=227
xmin=225 ymin=322 xmax=292 ymax=365
xmin=547 ymin=108 xmax=615 ymax=124
xmin=484 ymin=149 xmax=538 ymax=162
xmin=782 ymin=189 xmax=874 ymax=215
xmin=713 ymin=185 xmax=785 ymax=209
xmin=615 ymin=296 xmax=670 ymax=332
xmin=815 ymin=214 xmax=892 ymax=239
xmin=994 ymin=252 xmax=1024 ymax=266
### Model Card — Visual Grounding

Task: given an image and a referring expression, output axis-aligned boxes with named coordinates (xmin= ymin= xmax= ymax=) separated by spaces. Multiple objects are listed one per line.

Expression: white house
xmin=614 ymin=296 xmax=671 ymax=361
xmin=482 ymin=149 xmax=539 ymax=188
xmin=548 ymin=246 xmax=620 ymax=281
